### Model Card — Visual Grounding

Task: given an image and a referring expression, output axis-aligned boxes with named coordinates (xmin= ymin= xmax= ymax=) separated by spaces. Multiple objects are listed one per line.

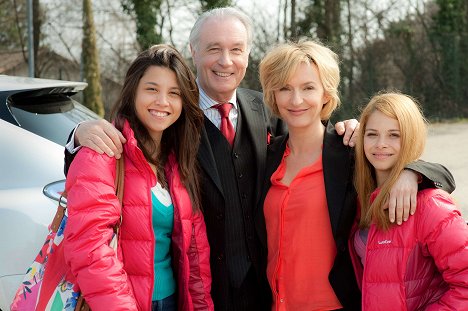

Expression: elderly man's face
xmin=191 ymin=17 xmax=249 ymax=103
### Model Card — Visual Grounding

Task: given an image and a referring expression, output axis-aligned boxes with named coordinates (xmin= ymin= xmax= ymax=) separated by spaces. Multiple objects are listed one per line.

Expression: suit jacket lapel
xmin=197 ymin=89 xmax=268 ymax=199
xmin=197 ymin=119 xmax=224 ymax=195
xmin=237 ymin=89 xmax=268 ymax=200
xmin=322 ymin=122 xmax=353 ymax=237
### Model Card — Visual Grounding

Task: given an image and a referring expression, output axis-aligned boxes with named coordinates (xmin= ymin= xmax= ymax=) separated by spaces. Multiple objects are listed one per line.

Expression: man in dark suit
xmin=185 ymin=9 xmax=282 ymax=309
xmin=64 ymin=8 xmax=359 ymax=310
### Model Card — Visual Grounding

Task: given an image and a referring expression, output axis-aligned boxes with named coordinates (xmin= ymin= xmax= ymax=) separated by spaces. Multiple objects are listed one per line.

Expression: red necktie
xmin=214 ymin=103 xmax=235 ymax=146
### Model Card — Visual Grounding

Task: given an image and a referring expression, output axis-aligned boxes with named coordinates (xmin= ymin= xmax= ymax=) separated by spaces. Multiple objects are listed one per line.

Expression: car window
xmin=8 ymin=95 xmax=99 ymax=146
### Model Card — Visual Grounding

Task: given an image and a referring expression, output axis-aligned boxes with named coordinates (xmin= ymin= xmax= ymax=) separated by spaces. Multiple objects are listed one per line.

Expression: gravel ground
xmin=422 ymin=121 xmax=468 ymax=218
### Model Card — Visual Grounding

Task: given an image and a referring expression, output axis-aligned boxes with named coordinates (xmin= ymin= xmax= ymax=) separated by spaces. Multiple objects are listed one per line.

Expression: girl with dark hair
xmin=64 ymin=44 xmax=213 ymax=311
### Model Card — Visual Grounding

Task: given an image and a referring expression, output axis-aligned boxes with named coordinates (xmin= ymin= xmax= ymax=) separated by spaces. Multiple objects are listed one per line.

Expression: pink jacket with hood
xmin=350 ymin=188 xmax=468 ymax=311
xmin=64 ymin=120 xmax=214 ymax=311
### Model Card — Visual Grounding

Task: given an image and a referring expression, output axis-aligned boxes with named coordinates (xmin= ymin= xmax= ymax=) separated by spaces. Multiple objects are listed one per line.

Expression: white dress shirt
xmin=198 ymin=86 xmax=238 ymax=131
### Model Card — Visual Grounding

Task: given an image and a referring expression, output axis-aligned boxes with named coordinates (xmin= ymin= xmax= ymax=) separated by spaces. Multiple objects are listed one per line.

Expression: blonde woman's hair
xmin=259 ymin=40 xmax=340 ymax=121
xmin=354 ymin=91 xmax=427 ymax=230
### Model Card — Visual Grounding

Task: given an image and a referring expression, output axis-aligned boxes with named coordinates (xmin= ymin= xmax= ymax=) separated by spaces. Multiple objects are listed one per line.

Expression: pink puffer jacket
xmin=64 ymin=120 xmax=213 ymax=311
xmin=350 ymin=188 xmax=468 ymax=311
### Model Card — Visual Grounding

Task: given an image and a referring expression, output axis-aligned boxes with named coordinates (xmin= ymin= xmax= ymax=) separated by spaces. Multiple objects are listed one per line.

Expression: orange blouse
xmin=264 ymin=145 xmax=342 ymax=311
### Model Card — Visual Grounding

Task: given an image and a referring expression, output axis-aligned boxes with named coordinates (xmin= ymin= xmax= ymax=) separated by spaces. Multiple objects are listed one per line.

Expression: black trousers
xmin=213 ymin=266 xmax=271 ymax=311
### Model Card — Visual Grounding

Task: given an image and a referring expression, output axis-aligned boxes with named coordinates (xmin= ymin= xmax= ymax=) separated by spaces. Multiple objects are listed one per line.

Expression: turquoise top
xmin=151 ymin=183 xmax=176 ymax=301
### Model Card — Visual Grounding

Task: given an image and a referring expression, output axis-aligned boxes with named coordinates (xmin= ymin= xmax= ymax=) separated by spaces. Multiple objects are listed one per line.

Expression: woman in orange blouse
xmin=257 ymin=40 xmax=455 ymax=310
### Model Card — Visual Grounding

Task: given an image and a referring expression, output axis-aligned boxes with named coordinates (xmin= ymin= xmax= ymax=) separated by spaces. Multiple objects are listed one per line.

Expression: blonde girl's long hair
xmin=354 ymin=92 xmax=427 ymax=230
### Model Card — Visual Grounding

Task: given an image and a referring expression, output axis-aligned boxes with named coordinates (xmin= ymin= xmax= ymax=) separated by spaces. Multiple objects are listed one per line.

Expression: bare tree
xmin=121 ymin=0 xmax=163 ymax=50
xmin=32 ymin=0 xmax=42 ymax=76
xmin=82 ymin=0 xmax=105 ymax=116
xmin=200 ymin=0 xmax=232 ymax=12
xmin=10 ymin=0 xmax=27 ymax=58
xmin=290 ymin=0 xmax=297 ymax=39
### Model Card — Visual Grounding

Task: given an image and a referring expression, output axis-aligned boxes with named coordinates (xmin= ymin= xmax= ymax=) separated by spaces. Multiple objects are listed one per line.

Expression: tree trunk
xmin=33 ymin=0 xmax=41 ymax=77
xmin=290 ymin=0 xmax=296 ymax=39
xmin=324 ymin=0 xmax=341 ymax=50
xmin=344 ymin=0 xmax=354 ymax=106
xmin=121 ymin=0 xmax=163 ymax=51
xmin=200 ymin=0 xmax=233 ymax=12
xmin=82 ymin=0 xmax=105 ymax=117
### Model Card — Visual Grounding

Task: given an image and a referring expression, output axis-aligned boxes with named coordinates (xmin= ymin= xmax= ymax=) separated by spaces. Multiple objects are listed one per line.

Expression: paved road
xmin=422 ymin=121 xmax=468 ymax=218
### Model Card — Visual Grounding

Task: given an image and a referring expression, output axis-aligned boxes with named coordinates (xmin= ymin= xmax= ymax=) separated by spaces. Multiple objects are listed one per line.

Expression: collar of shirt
xmin=198 ymin=82 xmax=238 ymax=130
xmin=198 ymin=83 xmax=238 ymax=110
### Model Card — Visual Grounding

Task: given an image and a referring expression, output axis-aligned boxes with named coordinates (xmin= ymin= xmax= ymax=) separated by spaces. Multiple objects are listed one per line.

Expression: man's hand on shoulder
xmin=335 ymin=119 xmax=359 ymax=147
xmin=75 ymin=119 xmax=126 ymax=158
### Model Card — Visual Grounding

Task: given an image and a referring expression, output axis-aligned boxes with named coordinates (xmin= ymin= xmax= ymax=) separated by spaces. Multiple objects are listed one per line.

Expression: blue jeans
xmin=152 ymin=294 xmax=176 ymax=311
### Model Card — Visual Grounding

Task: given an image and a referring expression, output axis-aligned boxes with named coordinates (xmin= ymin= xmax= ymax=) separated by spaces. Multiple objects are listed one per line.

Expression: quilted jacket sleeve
xmin=418 ymin=190 xmax=468 ymax=310
xmin=64 ymin=148 xmax=138 ymax=311
xmin=188 ymin=211 xmax=214 ymax=311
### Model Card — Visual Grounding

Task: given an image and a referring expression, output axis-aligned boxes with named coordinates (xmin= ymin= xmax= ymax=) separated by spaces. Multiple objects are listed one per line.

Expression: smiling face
xmin=273 ymin=62 xmax=329 ymax=131
xmin=135 ymin=66 xmax=182 ymax=144
xmin=191 ymin=17 xmax=249 ymax=102
xmin=364 ymin=110 xmax=401 ymax=186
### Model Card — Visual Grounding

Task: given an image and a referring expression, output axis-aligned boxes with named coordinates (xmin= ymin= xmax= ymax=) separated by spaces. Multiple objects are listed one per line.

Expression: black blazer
xmin=197 ymin=88 xmax=284 ymax=206
xmin=257 ymin=122 xmax=361 ymax=309
xmin=195 ymin=88 xmax=285 ymax=310
xmin=256 ymin=122 xmax=456 ymax=310
xmin=196 ymin=87 xmax=285 ymax=240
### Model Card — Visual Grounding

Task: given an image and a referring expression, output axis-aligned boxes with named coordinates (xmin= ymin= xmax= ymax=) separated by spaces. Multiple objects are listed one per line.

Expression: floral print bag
xmin=10 ymin=157 xmax=124 ymax=311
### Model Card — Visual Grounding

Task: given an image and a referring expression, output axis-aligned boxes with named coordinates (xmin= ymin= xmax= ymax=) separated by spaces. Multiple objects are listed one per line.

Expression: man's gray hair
xmin=189 ymin=7 xmax=253 ymax=52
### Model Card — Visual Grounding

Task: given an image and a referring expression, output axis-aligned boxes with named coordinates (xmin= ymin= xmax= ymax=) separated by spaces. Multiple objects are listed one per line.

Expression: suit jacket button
xmin=216 ymin=213 xmax=224 ymax=220
xmin=217 ymin=253 xmax=224 ymax=261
